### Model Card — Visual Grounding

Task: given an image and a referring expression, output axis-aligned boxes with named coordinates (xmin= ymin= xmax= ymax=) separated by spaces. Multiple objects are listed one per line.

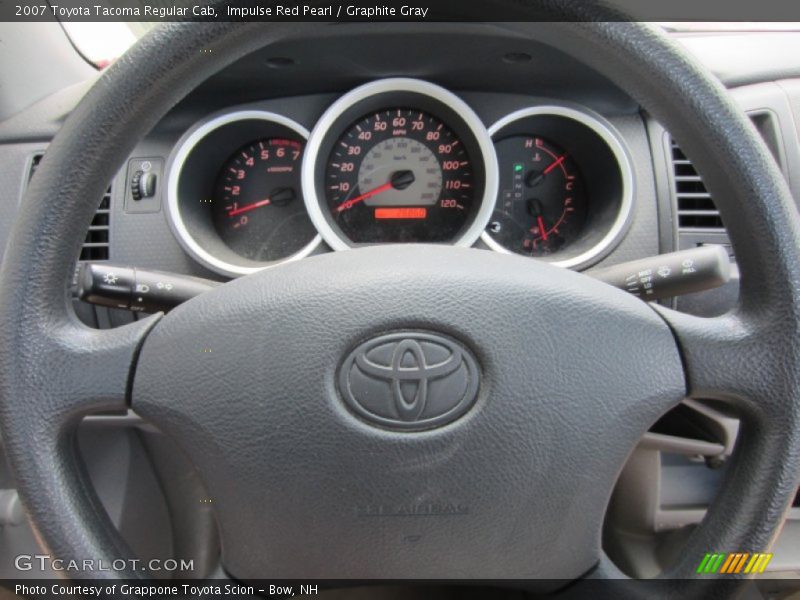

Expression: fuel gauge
xmin=486 ymin=136 xmax=586 ymax=256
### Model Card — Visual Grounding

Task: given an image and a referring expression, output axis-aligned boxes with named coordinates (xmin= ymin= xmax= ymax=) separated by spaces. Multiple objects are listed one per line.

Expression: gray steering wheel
xmin=2 ymin=15 xmax=800 ymax=598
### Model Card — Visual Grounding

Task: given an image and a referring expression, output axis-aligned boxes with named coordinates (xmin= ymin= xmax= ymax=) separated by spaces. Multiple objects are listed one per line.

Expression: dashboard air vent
xmin=670 ymin=139 xmax=724 ymax=231
xmin=28 ymin=153 xmax=42 ymax=176
xmin=28 ymin=154 xmax=110 ymax=261
xmin=80 ymin=188 xmax=111 ymax=261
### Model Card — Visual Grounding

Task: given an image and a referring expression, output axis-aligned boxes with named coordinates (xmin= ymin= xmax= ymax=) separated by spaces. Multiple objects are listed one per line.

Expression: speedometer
xmin=303 ymin=79 xmax=498 ymax=249
xmin=325 ymin=109 xmax=475 ymax=244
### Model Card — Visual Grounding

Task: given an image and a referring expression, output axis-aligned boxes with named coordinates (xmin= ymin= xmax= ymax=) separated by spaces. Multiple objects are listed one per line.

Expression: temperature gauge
xmin=486 ymin=136 xmax=586 ymax=256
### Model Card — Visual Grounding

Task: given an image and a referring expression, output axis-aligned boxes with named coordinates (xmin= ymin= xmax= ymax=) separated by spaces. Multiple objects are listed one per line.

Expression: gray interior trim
xmin=676 ymin=33 xmax=800 ymax=87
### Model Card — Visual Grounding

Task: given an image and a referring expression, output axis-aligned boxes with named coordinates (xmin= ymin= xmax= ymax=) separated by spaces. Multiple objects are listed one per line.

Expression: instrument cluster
xmin=166 ymin=78 xmax=634 ymax=277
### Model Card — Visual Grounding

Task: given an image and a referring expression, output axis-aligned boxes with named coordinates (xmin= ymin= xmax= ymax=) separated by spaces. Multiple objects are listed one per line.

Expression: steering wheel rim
xmin=1 ymin=13 xmax=799 ymax=593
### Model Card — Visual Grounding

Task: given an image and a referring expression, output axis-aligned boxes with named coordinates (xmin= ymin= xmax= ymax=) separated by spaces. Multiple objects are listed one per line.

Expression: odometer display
xmin=324 ymin=109 xmax=477 ymax=244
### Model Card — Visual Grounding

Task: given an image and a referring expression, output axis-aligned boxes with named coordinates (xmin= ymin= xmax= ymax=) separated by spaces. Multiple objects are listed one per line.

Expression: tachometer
xmin=303 ymin=79 xmax=498 ymax=249
xmin=166 ymin=110 xmax=321 ymax=278
xmin=213 ymin=137 xmax=316 ymax=262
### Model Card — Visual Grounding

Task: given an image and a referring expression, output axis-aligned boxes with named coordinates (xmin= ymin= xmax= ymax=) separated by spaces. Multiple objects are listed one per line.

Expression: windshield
xmin=61 ymin=22 xmax=146 ymax=68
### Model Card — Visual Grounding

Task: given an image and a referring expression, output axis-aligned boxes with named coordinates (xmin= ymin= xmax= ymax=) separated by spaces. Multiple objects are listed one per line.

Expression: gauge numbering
xmin=302 ymin=78 xmax=498 ymax=250
xmin=324 ymin=108 xmax=477 ymax=244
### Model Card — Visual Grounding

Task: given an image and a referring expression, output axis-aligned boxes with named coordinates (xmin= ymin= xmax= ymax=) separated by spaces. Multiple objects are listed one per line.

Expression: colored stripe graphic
xmin=720 ymin=553 xmax=737 ymax=573
xmin=744 ymin=554 xmax=760 ymax=574
xmin=733 ymin=553 xmax=749 ymax=573
xmin=700 ymin=552 xmax=773 ymax=574
xmin=755 ymin=554 xmax=773 ymax=573
xmin=711 ymin=554 xmax=725 ymax=573
xmin=696 ymin=554 xmax=712 ymax=574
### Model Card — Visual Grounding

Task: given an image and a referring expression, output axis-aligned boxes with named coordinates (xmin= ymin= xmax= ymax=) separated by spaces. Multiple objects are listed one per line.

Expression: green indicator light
xmin=514 ymin=164 xmax=524 ymax=172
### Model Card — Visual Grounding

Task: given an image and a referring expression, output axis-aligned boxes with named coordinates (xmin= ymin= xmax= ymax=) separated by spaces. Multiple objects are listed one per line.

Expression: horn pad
xmin=132 ymin=245 xmax=684 ymax=583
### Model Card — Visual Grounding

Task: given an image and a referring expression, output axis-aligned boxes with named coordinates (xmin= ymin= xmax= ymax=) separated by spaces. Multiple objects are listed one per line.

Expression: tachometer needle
xmin=336 ymin=170 xmax=416 ymax=213
xmin=227 ymin=197 xmax=271 ymax=217
xmin=227 ymin=187 xmax=295 ymax=217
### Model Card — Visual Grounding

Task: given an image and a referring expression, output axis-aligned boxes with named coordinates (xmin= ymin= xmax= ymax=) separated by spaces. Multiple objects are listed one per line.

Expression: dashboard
xmin=166 ymin=77 xmax=634 ymax=277
xmin=3 ymin=22 xmax=800 ymax=583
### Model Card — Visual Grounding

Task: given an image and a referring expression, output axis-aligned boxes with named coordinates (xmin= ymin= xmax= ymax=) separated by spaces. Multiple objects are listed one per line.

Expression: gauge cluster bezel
xmin=301 ymin=78 xmax=500 ymax=251
xmin=165 ymin=82 xmax=637 ymax=278
xmin=483 ymin=105 xmax=635 ymax=270
xmin=165 ymin=110 xmax=321 ymax=278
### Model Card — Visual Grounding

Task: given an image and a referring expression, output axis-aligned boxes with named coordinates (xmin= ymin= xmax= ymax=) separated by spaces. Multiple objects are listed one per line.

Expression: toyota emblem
xmin=339 ymin=331 xmax=480 ymax=431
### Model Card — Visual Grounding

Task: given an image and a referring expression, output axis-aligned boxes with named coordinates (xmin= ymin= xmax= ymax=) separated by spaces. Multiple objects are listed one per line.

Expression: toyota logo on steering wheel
xmin=338 ymin=331 xmax=480 ymax=431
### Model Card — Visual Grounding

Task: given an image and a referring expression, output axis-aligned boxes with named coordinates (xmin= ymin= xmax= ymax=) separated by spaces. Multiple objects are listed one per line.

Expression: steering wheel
xmin=2 ymin=14 xmax=800 ymax=598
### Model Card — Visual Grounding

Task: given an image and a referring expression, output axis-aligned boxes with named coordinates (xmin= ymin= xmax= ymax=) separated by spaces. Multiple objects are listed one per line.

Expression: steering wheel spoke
xmin=37 ymin=318 xmax=160 ymax=417
xmin=652 ymin=305 xmax=800 ymax=422
xmin=0 ymin=315 xmax=159 ymax=578
xmin=639 ymin=303 xmax=800 ymax=582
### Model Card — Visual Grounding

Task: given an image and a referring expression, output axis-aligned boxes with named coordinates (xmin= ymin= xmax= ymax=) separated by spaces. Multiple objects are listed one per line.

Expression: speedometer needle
xmin=336 ymin=170 xmax=416 ymax=213
xmin=336 ymin=183 xmax=392 ymax=213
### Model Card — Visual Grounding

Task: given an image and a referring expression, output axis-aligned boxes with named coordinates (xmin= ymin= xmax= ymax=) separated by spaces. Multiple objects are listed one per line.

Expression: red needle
xmin=537 ymin=215 xmax=549 ymax=241
xmin=543 ymin=154 xmax=567 ymax=175
xmin=336 ymin=182 xmax=394 ymax=213
xmin=228 ymin=197 xmax=271 ymax=217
